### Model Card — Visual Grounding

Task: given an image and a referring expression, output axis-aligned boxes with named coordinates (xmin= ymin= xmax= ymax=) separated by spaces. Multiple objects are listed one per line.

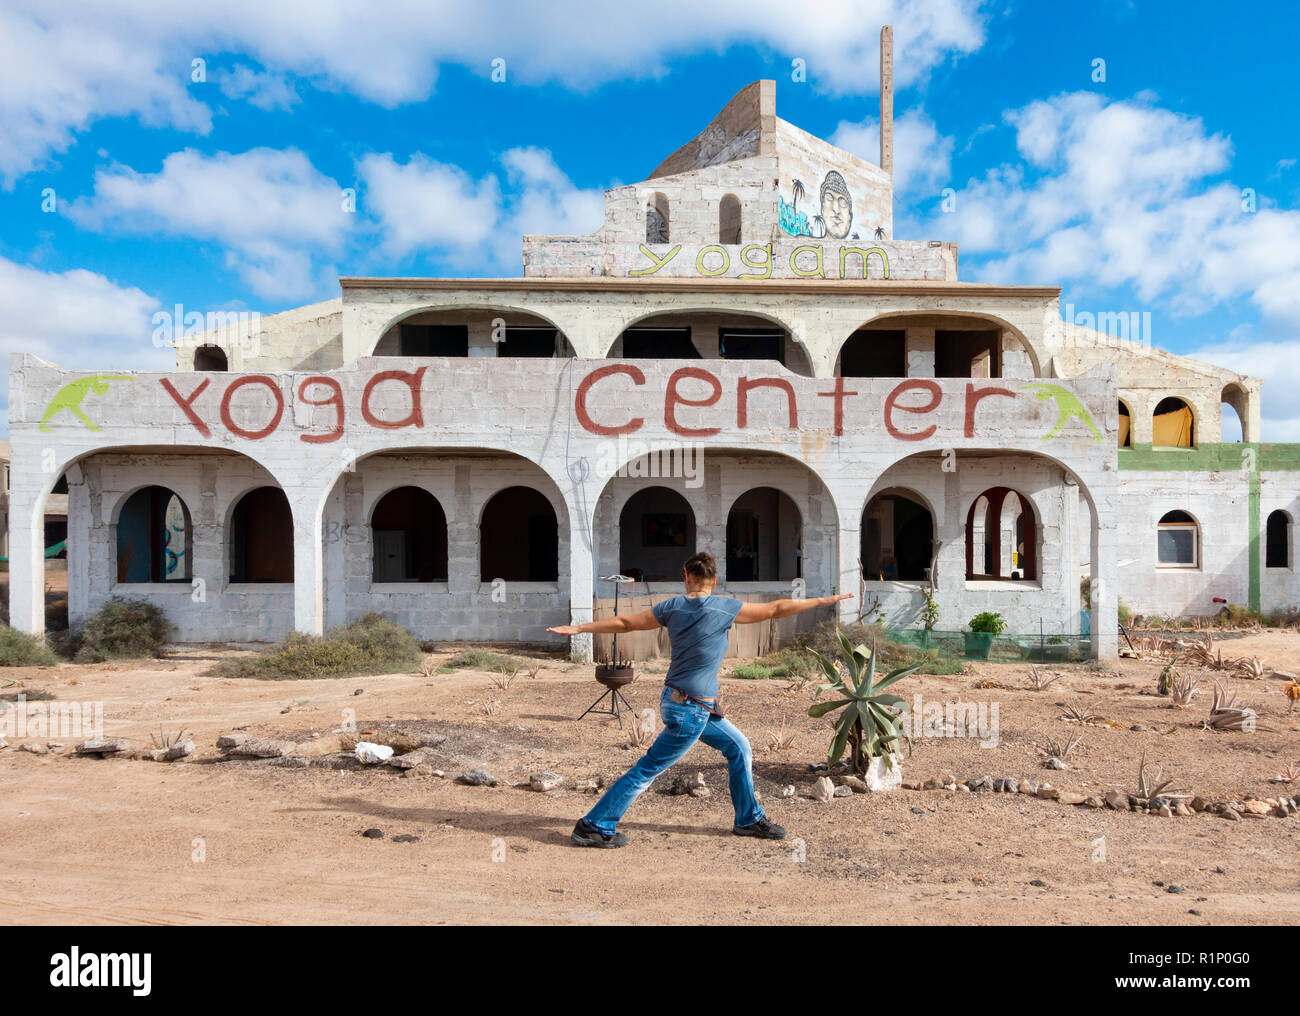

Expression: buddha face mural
xmin=817 ymin=170 xmax=853 ymax=239
xmin=780 ymin=169 xmax=855 ymax=239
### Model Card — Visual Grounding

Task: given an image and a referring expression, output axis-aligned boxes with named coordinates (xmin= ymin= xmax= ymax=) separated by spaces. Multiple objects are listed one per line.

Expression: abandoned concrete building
xmin=7 ymin=31 xmax=1298 ymax=662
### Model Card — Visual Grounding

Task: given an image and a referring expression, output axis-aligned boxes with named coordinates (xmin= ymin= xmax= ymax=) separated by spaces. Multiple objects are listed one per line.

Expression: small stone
xmin=402 ymin=765 xmax=434 ymax=778
xmin=1058 ymin=791 xmax=1088 ymax=806
xmin=1191 ymin=796 xmax=1208 ymax=812
xmin=361 ymin=828 xmax=383 ymax=839
xmin=354 ymin=688 xmax=364 ymax=695
xmin=354 ymin=742 xmax=395 ymax=765
xmin=807 ymin=763 xmax=828 ymax=773
xmin=1104 ymin=790 xmax=1128 ymax=810
xmin=970 ymin=776 xmax=994 ymax=792
xmin=1242 ymin=800 xmax=1271 ymax=817
xmin=900 ymin=780 xmax=920 ymax=790
xmin=922 ymin=777 xmax=943 ymax=791
xmin=1000 ymin=776 xmax=1019 ymax=793
xmin=1045 ymin=757 xmax=1068 ymax=770
xmin=940 ymin=774 xmax=957 ymax=787
xmin=158 ymin=738 xmax=194 ymax=762
xmin=956 ymin=783 xmax=970 ymax=792
xmin=838 ymin=775 xmax=868 ymax=793
xmin=1037 ymin=785 xmax=1059 ymax=800
xmin=1174 ymin=801 xmax=1192 ymax=817
xmin=458 ymin=768 xmax=498 ymax=786
xmin=1083 ymin=796 xmax=1104 ymax=809
xmin=1018 ymin=780 xmax=1036 ymax=795
xmin=811 ymin=776 xmax=835 ymax=802
xmin=75 ymin=737 xmax=130 ymax=756
xmin=1158 ymin=804 xmax=1173 ymax=817
xmin=529 ymin=771 xmax=563 ymax=792
xmin=1166 ymin=884 xmax=1183 ymax=894
xmin=220 ymin=735 xmax=296 ymax=759
xmin=1029 ymin=879 xmax=1046 ymax=887
xmin=392 ymin=834 xmax=420 ymax=843
xmin=780 ymin=785 xmax=796 ymax=799
xmin=910 ymin=806 xmax=925 ymax=814
xmin=19 ymin=742 xmax=49 ymax=754
xmin=46 ymin=742 xmax=64 ymax=751
xmin=833 ymin=785 xmax=853 ymax=798
xmin=1221 ymin=807 xmax=1240 ymax=821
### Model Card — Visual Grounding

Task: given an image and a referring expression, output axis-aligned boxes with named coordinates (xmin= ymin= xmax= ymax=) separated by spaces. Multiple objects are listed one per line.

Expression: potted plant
xmin=807 ymin=630 xmax=921 ymax=791
xmin=918 ymin=588 xmax=940 ymax=649
xmin=964 ymin=611 xmax=1007 ymax=660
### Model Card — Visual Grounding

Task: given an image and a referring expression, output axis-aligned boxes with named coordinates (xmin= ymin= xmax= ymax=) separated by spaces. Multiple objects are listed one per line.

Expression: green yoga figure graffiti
xmin=39 ymin=376 xmax=133 ymax=433
xmin=1019 ymin=383 xmax=1104 ymax=443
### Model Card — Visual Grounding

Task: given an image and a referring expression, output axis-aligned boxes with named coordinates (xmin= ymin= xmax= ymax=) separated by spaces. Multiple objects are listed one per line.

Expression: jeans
xmin=583 ymin=685 xmax=765 ymax=834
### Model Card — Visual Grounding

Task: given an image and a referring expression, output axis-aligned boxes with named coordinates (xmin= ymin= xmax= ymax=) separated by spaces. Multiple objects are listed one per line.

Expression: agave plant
xmin=1156 ymin=657 xmax=1179 ymax=696
xmin=807 ymin=631 xmax=921 ymax=775
xmin=1135 ymin=749 xmax=1179 ymax=799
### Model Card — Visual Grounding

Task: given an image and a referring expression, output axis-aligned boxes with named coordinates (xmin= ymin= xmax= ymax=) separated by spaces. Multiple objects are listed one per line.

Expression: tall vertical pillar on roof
xmin=880 ymin=26 xmax=894 ymax=180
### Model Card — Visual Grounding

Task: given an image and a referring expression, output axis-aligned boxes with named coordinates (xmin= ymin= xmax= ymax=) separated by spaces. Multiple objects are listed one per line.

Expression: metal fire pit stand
xmin=578 ymin=574 xmax=638 ymax=728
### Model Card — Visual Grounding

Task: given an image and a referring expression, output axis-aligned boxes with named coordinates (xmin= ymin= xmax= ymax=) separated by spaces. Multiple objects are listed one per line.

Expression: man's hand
xmin=547 ymin=625 xmax=583 ymax=636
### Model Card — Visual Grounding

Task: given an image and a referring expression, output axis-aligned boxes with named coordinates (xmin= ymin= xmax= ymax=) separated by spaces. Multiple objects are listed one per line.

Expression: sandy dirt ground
xmin=1 ymin=627 xmax=1299 ymax=925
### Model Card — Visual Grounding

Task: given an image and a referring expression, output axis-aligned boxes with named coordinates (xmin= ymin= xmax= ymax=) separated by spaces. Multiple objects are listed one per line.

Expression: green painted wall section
xmin=1117 ymin=442 xmax=1300 ymax=611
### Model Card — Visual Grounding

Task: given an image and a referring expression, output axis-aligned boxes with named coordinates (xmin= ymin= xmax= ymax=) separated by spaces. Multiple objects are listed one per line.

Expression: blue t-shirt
xmin=652 ymin=594 xmax=744 ymax=701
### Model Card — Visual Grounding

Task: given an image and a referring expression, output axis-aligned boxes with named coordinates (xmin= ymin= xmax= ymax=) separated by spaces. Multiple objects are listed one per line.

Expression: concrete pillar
xmin=905 ymin=327 xmax=935 ymax=378
xmin=467 ymin=319 xmax=495 ymax=357
xmin=1001 ymin=331 xmax=1034 ymax=379
xmin=835 ymin=506 xmax=860 ymax=623
xmin=288 ymin=487 xmax=326 ymax=636
xmin=7 ymin=487 xmax=44 ymax=635
xmin=1090 ymin=504 xmax=1119 ymax=662
xmin=567 ymin=494 xmax=595 ymax=662
xmin=1127 ymin=394 xmax=1154 ymax=445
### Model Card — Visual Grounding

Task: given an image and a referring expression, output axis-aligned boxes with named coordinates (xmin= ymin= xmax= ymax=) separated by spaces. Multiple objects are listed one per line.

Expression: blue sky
xmin=2 ymin=0 xmax=1297 ymax=438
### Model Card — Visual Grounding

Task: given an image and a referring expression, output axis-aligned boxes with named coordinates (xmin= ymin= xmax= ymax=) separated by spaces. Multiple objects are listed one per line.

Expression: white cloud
xmin=0 ymin=257 xmax=168 ymax=432
xmin=218 ymin=65 xmax=300 ymax=112
xmin=830 ymin=108 xmax=955 ymax=203
xmin=930 ymin=92 xmax=1300 ymax=328
xmin=1185 ymin=337 xmax=1300 ymax=443
xmin=359 ymin=153 xmax=502 ymax=261
xmin=66 ymin=148 xmax=352 ymax=300
xmin=0 ymin=0 xmax=988 ymax=183
xmin=361 ymin=146 xmax=604 ymax=272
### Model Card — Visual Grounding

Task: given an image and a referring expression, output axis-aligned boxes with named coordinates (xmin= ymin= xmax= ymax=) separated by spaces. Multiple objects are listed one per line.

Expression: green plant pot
xmin=964 ymin=631 xmax=995 ymax=660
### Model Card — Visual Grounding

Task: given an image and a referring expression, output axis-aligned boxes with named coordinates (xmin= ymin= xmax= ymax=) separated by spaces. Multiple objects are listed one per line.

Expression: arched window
xmin=1118 ymin=399 xmax=1132 ymax=447
xmin=646 ymin=193 xmax=670 ymax=243
xmin=1222 ymin=382 xmax=1249 ymax=442
xmin=726 ymin=487 xmax=802 ymax=582
xmin=838 ymin=329 xmax=906 ymax=378
xmin=1266 ymin=510 xmax=1292 ymax=569
xmin=117 ymin=486 xmax=191 ymax=583
xmin=371 ymin=486 xmax=448 ymax=582
xmin=1157 ymin=510 xmax=1199 ymax=569
xmin=617 ymin=486 xmax=695 ymax=582
xmin=719 ymin=194 xmax=741 ymax=244
xmin=194 ymin=345 xmax=228 ymax=371
xmin=229 ymin=486 xmax=293 ymax=582
xmin=1153 ymin=397 xmax=1195 ymax=447
xmin=480 ymin=486 xmax=558 ymax=582
xmin=966 ymin=487 xmax=1037 ymax=581
xmin=863 ymin=491 xmax=933 ymax=581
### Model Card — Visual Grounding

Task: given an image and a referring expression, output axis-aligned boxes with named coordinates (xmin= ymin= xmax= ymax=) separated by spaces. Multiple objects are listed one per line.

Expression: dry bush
xmin=1037 ymin=731 xmax=1083 ymax=760
xmin=1024 ymin=666 xmax=1062 ymax=691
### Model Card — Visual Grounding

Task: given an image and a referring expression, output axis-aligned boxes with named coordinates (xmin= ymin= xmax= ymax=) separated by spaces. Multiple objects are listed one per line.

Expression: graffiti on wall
xmin=780 ymin=172 xmax=857 ymax=240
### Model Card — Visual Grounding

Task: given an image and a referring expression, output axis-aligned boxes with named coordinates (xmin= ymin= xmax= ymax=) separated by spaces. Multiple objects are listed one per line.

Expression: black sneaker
xmin=734 ymin=818 xmax=787 ymax=840
xmin=571 ymin=819 xmax=627 ymax=848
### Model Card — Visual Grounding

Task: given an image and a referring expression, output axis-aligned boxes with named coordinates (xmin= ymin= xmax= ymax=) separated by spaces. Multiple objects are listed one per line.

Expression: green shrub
xmin=967 ymin=611 xmax=1008 ymax=634
xmin=731 ymin=663 xmax=776 ymax=680
xmin=214 ymin=613 xmax=422 ymax=681
xmin=436 ymin=649 xmax=525 ymax=674
xmin=0 ymin=625 xmax=58 ymax=667
xmin=71 ymin=597 xmax=176 ymax=662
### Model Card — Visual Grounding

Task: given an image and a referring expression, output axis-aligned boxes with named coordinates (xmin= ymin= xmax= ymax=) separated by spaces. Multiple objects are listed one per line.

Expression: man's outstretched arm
xmin=547 ymin=608 xmax=662 ymax=637
xmin=735 ymin=592 xmax=853 ymax=625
